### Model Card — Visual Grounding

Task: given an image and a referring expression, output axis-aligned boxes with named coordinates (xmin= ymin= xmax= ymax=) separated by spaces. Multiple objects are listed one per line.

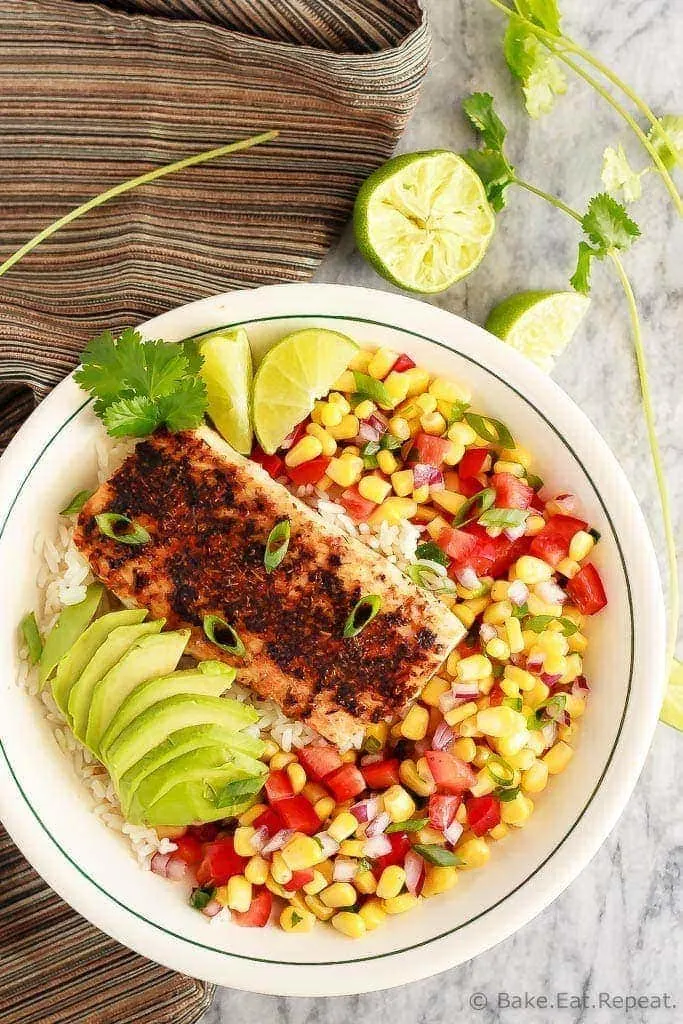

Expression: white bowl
xmin=0 ymin=283 xmax=665 ymax=995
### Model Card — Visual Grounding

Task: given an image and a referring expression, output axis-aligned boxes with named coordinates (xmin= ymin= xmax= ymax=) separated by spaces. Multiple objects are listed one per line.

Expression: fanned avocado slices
xmin=39 ymin=583 xmax=104 ymax=687
xmin=142 ymin=766 xmax=263 ymax=827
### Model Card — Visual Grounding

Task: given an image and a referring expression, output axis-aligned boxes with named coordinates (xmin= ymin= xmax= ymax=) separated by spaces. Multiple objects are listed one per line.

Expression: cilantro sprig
xmin=75 ymin=329 xmax=208 ymax=437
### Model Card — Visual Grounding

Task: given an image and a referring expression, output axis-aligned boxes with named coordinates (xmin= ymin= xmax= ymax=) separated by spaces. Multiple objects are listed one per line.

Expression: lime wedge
xmin=198 ymin=327 xmax=253 ymax=454
xmin=252 ymin=329 xmax=358 ymax=454
xmin=661 ymin=658 xmax=683 ymax=730
xmin=353 ymin=150 xmax=495 ymax=294
xmin=485 ymin=291 xmax=590 ymax=373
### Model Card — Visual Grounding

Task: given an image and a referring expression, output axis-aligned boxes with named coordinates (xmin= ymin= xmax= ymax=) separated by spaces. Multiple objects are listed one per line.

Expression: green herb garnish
xmin=478 ymin=507 xmax=528 ymax=529
xmin=362 ymin=735 xmax=383 ymax=754
xmin=343 ymin=595 xmax=382 ymax=638
xmin=413 ymin=844 xmax=465 ymax=867
xmin=290 ymin=911 xmax=304 ymax=927
xmin=190 ymin=886 xmax=216 ymax=910
xmin=415 ymin=541 xmax=449 ymax=567
xmin=485 ymin=754 xmax=516 ymax=789
xmin=386 ymin=817 xmax=429 ymax=834
xmin=464 ymin=412 xmax=515 ymax=449
xmin=215 ymin=774 xmax=266 ymax=808
xmin=452 ymin=487 xmax=496 ymax=527
xmin=95 ymin=512 xmax=150 ymax=546
xmin=380 ymin=433 xmax=402 ymax=450
xmin=496 ymin=785 xmax=521 ymax=803
xmin=512 ymin=602 xmax=529 ymax=619
xmin=352 ymin=372 xmax=394 ymax=409
xmin=446 ymin=400 xmax=471 ymax=425
xmin=264 ymin=519 xmax=291 ymax=573
xmin=503 ymin=695 xmax=523 ymax=711
xmin=59 ymin=490 xmax=93 ymax=516
xmin=526 ymin=473 xmax=544 ymax=491
xmin=525 ymin=614 xmax=578 ymax=636
xmin=20 ymin=612 xmax=42 ymax=665
xmin=527 ymin=693 xmax=568 ymax=730
xmin=203 ymin=614 xmax=246 ymax=657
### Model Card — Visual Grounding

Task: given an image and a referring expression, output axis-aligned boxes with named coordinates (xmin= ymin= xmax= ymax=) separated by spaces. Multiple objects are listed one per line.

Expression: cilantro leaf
xmin=75 ymin=330 xmax=128 ymax=414
xmin=462 ymin=93 xmax=507 ymax=151
xmin=461 ymin=149 xmax=515 ymax=211
xmin=515 ymin=0 xmax=562 ymax=34
xmin=582 ymin=193 xmax=641 ymax=251
xmin=522 ymin=59 xmax=567 ymax=118
xmin=648 ymin=114 xmax=683 ymax=172
xmin=504 ymin=16 xmax=544 ymax=81
xmin=102 ymin=395 xmax=161 ymax=437
xmin=570 ymin=241 xmax=596 ymax=295
xmin=601 ymin=144 xmax=644 ymax=203
xmin=504 ymin=17 xmax=566 ymax=119
xmin=157 ymin=377 xmax=209 ymax=432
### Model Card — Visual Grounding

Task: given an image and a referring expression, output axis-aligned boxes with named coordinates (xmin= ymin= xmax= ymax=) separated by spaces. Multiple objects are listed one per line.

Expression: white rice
xmin=16 ymin=427 xmax=423 ymax=868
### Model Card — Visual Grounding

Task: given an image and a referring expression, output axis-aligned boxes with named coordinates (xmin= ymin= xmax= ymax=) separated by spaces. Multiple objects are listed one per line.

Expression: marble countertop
xmin=202 ymin=1 xmax=682 ymax=1019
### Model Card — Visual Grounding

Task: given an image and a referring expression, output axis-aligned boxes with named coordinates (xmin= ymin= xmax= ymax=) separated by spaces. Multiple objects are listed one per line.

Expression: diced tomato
xmin=232 ymin=887 xmax=273 ymax=928
xmin=438 ymin=526 xmax=477 ymax=565
xmin=283 ymin=869 xmax=315 ymax=891
xmin=297 ymin=745 xmax=343 ymax=782
xmin=187 ymin=823 xmax=219 ymax=843
xmin=392 ymin=353 xmax=416 ymax=372
xmin=326 ymin=763 xmax=366 ymax=802
xmin=172 ymin=833 xmax=204 ymax=866
xmin=530 ymin=489 xmax=546 ymax=512
xmin=285 ymin=456 xmax=331 ymax=487
xmin=566 ymin=563 xmax=607 ymax=615
xmin=425 ymin=750 xmax=477 ymax=794
xmin=282 ymin=421 xmax=307 ymax=449
xmin=459 ymin=447 xmax=490 ymax=479
xmin=457 ymin=635 xmax=480 ymax=658
xmin=428 ymin=793 xmax=461 ymax=831
xmin=373 ymin=831 xmax=412 ymax=874
xmin=458 ymin=475 xmax=485 ymax=498
xmin=361 ymin=757 xmax=400 ymax=790
xmin=196 ymin=837 xmax=247 ymax=887
xmin=461 ymin=523 xmax=530 ymax=577
xmin=529 ymin=514 xmax=588 ymax=567
xmin=275 ymin=795 xmax=321 ymax=835
xmin=265 ymin=769 xmax=294 ymax=804
xmin=252 ymin=807 xmax=283 ymax=837
xmin=339 ymin=486 xmax=376 ymax=522
xmin=414 ymin=432 xmax=452 ymax=466
xmin=488 ymin=685 xmax=505 ymax=707
xmin=251 ymin=445 xmax=284 ymax=479
xmin=492 ymin=472 xmax=534 ymax=510
xmin=466 ymin=795 xmax=501 ymax=836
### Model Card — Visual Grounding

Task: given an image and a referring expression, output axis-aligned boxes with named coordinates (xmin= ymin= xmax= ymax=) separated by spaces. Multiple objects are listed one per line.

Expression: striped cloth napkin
xmin=0 ymin=2 xmax=429 ymax=1020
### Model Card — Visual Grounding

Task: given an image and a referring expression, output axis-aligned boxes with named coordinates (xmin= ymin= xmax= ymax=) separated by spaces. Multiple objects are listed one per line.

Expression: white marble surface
xmin=202 ymin=1 xmax=682 ymax=1019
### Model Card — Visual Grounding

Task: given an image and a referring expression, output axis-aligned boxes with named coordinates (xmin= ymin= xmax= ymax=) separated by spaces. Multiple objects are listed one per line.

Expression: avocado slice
xmin=68 ymin=619 xmax=164 ymax=740
xmin=85 ymin=629 xmax=190 ymax=755
xmin=39 ymin=583 xmax=104 ymax=688
xmin=105 ymin=694 xmax=259 ymax=780
xmin=142 ymin=765 xmax=260 ymax=827
xmin=52 ymin=608 xmax=148 ymax=717
xmin=116 ymin=723 xmax=265 ymax=816
xmin=99 ymin=661 xmax=235 ymax=756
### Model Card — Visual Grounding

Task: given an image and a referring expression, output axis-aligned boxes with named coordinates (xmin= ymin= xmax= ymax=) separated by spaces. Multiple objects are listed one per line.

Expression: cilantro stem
xmin=0 ymin=130 xmax=279 ymax=280
xmin=512 ymin=178 xmax=582 ymax=223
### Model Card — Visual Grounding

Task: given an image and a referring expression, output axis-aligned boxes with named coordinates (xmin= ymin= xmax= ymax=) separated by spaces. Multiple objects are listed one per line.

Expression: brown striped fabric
xmin=0 ymin=0 xmax=429 ymax=441
xmin=0 ymin=825 xmax=215 ymax=1023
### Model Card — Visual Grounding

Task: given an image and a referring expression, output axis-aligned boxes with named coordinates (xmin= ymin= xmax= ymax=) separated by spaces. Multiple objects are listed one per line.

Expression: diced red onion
xmin=444 ymin=820 xmax=464 ymax=846
xmin=201 ymin=899 xmax=223 ymax=918
xmin=151 ymin=852 xmax=171 ymax=877
xmin=439 ymin=689 xmax=459 ymax=714
xmin=250 ymin=826 xmax=270 ymax=853
xmin=541 ymin=721 xmax=557 ymax=748
xmin=366 ymin=811 xmax=391 ymax=837
xmin=369 ymin=411 xmax=389 ymax=429
xmin=404 ymin=849 xmax=425 ymax=895
xmin=363 ymin=834 xmax=392 ymax=859
xmin=358 ymin=420 xmax=383 ymax=443
xmin=432 ymin=720 xmax=455 ymax=751
xmin=413 ymin=463 xmax=444 ymax=489
xmin=536 ymin=580 xmax=567 ymax=605
xmin=314 ymin=832 xmax=340 ymax=860
xmin=360 ymin=753 xmax=383 ymax=767
xmin=547 ymin=492 xmax=579 ymax=516
xmin=572 ymin=676 xmax=590 ymax=698
xmin=541 ymin=672 xmax=562 ymax=687
xmin=351 ymin=796 xmax=380 ymax=823
xmin=261 ymin=829 xmax=295 ymax=856
xmin=527 ymin=652 xmax=544 ymax=671
xmin=333 ymin=857 xmax=358 ymax=883
xmin=504 ymin=523 xmax=527 ymax=542
xmin=545 ymin=700 xmax=569 ymax=724
xmin=508 ymin=580 xmax=529 ymax=606
xmin=280 ymin=423 xmax=305 ymax=450
xmin=510 ymin=652 xmax=527 ymax=667
xmin=166 ymin=856 xmax=188 ymax=881
xmin=452 ymin=681 xmax=480 ymax=698
xmin=455 ymin=566 xmax=481 ymax=591
xmin=479 ymin=623 xmax=497 ymax=643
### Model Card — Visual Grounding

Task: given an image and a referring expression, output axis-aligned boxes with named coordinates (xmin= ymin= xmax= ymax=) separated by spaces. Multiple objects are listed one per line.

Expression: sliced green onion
xmin=59 ymin=489 xmax=93 ymax=516
xmin=362 ymin=735 xmax=383 ymax=754
xmin=352 ymin=371 xmax=395 ymax=409
xmin=503 ymin=695 xmax=523 ymax=712
xmin=525 ymin=615 xmax=578 ymax=636
xmin=189 ymin=886 xmax=216 ymax=910
xmin=264 ymin=518 xmax=291 ymax=573
xmin=526 ymin=473 xmax=544 ymax=491
xmin=478 ymin=507 xmax=528 ymax=529
xmin=20 ymin=612 xmax=42 ymax=665
xmin=413 ymin=844 xmax=465 ymax=866
xmin=203 ymin=614 xmax=246 ymax=657
xmin=408 ymin=562 xmax=457 ymax=594
xmin=512 ymin=602 xmax=529 ymax=619
xmin=415 ymin=541 xmax=449 ymax=567
xmin=95 ymin=512 xmax=150 ymax=545
xmin=215 ymin=774 xmax=265 ymax=808
xmin=343 ymin=594 xmax=382 ymax=638
xmin=362 ymin=453 xmax=379 ymax=469
xmin=465 ymin=412 xmax=515 ymax=449
xmin=386 ymin=816 xmax=429 ymax=833
xmin=361 ymin=441 xmax=381 ymax=457
xmin=527 ymin=693 xmax=567 ymax=730
xmin=379 ymin=432 xmax=402 ymax=450
xmin=447 ymin=400 xmax=470 ymax=425
xmin=485 ymin=754 xmax=516 ymax=789
xmin=452 ymin=487 xmax=496 ymax=527
xmin=496 ymin=785 xmax=521 ymax=803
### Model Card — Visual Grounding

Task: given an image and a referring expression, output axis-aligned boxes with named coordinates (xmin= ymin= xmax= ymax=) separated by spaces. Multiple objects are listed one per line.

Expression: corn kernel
xmin=354 ymin=398 xmax=375 ymax=420
xmin=443 ymin=440 xmax=466 ymax=466
xmin=421 ymin=865 xmax=459 ymax=898
xmin=306 ymin=422 xmax=337 ymax=457
xmin=316 ymin=859 xmax=334 ymax=884
xmin=495 ymin=731 xmax=530 ymax=757
xmin=493 ymin=459 xmax=525 ymax=477
xmin=445 ymin=700 xmax=479 ymax=727
xmin=458 ymin=715 xmax=482 ymax=737
xmin=431 ymin=490 xmax=468 ymax=516
xmin=469 ymin=768 xmax=495 ymax=797
xmin=415 ymin=393 xmax=437 ymax=415
xmin=328 ymin=392 xmax=351 ymax=413
xmin=457 ymin=654 xmax=492 ymax=682
xmin=421 ymin=675 xmax=450 ymax=707
xmin=328 ymin=414 xmax=360 ymax=440
xmin=489 ymin=823 xmax=510 ymax=841
xmin=261 ymin=739 xmax=280 ymax=761
xmin=238 ymin=802 xmax=268 ymax=826
xmin=507 ymin=747 xmax=535 ymax=771
xmin=327 ymin=454 xmax=363 ymax=488
xmin=265 ymin=875 xmax=288 ymax=899
xmin=225 ymin=875 xmax=252 ymax=913
xmin=383 ymin=785 xmax=416 ymax=822
xmin=244 ymin=855 xmax=269 ymax=886
xmin=457 ymin=836 xmax=490 ymax=869
xmin=314 ymin=797 xmax=336 ymax=822
xmin=543 ymin=740 xmax=574 ymax=775
xmin=383 ymin=371 xmax=411 ymax=406
xmin=401 ymin=704 xmax=429 ymax=740
xmin=358 ymin=474 xmax=392 ymax=504
xmin=369 ymin=497 xmax=417 ymax=525
xmin=515 ymin=555 xmax=553 ymax=584
xmin=501 ymin=792 xmax=534 ymax=827
xmin=476 ymin=706 xmax=526 ymax=738
xmin=320 ymin=402 xmax=344 ymax=427
xmin=302 ymin=869 xmax=328 ymax=896
xmin=420 ymin=410 xmax=447 ymax=435
xmin=416 ymin=825 xmax=443 ymax=845
xmin=280 ymin=905 xmax=315 ymax=933
xmin=304 ymin=894 xmax=335 ymax=921
xmin=452 ymin=604 xmax=476 ymax=629
xmin=340 ymin=839 xmax=365 ymax=858
xmin=376 ymin=449 xmax=398 ymax=474
xmin=569 ymin=530 xmax=595 ymax=562
xmin=451 ymin=737 xmax=476 ymax=762
xmin=281 ymin=834 xmax=323 ymax=871
xmin=387 ymin=415 xmax=412 ymax=441
xmin=328 ymin=811 xmax=358 ymax=843
xmin=402 ymin=366 xmax=431 ymax=395
xmin=448 ymin=421 xmax=478 ymax=446
xmin=556 ymin=557 xmax=580 ymax=579
xmin=504 ymin=665 xmax=536 ymax=691
xmin=472 ymin=744 xmax=491 ymax=767
xmin=271 ymin=851 xmax=293 ymax=885
xmin=343 ymin=445 xmax=361 ymax=457
xmin=270 ymin=750 xmax=297 ymax=770
xmin=486 ymin=637 xmax=511 ymax=661
xmin=288 ymin=892 xmax=309 ymax=915
xmin=376 ymin=865 xmax=406 ymax=900
xmin=527 ymin=594 xmax=564 ymax=618
xmin=349 ymin=349 xmax=372 ymax=372
xmin=330 ymin=911 xmax=367 ymax=939
xmin=411 ymin=483 xmax=428 ymax=504
xmin=359 ymin=898 xmax=387 ymax=931
xmin=320 ymin=882 xmax=357 ymax=908
xmin=521 ymin=759 xmax=549 ymax=793
xmin=558 ymin=722 xmax=578 ymax=743
xmin=284 ymin=435 xmax=323 ymax=468
xmin=354 ymin=869 xmax=377 ymax=895
xmin=233 ymin=826 xmax=257 ymax=858
xmin=483 ymin=600 xmax=513 ymax=626
xmin=525 ymin=514 xmax=546 ymax=536
xmin=399 ymin=758 xmax=435 ymax=797
xmin=302 ymin=782 xmax=327 ymax=805
xmin=382 ymin=893 xmax=419 ymax=915
xmin=505 ymin=616 xmax=524 ymax=654
xmin=286 ymin=762 xmax=307 ymax=795
xmin=365 ymin=721 xmax=389 ymax=749
xmin=368 ymin=347 xmax=399 ymax=380
xmin=490 ymin=580 xmax=511 ymax=601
